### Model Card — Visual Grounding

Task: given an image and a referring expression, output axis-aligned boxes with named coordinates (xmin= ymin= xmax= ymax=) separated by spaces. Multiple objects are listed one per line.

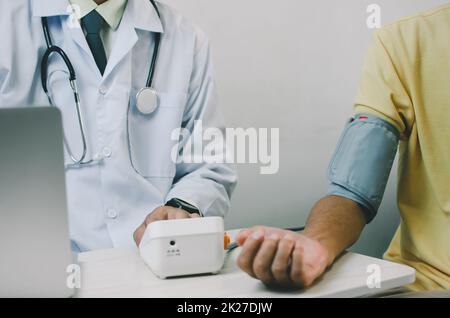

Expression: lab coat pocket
xmin=128 ymin=92 xmax=187 ymax=181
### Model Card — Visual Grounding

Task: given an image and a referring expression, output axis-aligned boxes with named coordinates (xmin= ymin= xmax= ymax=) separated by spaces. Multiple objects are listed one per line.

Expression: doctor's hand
xmin=133 ymin=206 xmax=200 ymax=246
xmin=235 ymin=227 xmax=332 ymax=289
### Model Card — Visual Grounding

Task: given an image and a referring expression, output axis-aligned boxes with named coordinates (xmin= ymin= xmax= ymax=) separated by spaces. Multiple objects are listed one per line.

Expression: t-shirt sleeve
xmin=354 ymin=29 xmax=415 ymax=140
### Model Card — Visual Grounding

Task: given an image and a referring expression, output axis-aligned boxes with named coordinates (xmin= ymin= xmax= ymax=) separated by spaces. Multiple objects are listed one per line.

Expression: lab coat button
xmin=99 ymin=86 xmax=108 ymax=95
xmin=102 ymin=147 xmax=112 ymax=158
xmin=107 ymin=209 xmax=118 ymax=219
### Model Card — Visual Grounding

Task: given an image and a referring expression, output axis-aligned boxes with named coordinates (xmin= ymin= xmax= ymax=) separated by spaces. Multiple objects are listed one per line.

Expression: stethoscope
xmin=40 ymin=0 xmax=162 ymax=168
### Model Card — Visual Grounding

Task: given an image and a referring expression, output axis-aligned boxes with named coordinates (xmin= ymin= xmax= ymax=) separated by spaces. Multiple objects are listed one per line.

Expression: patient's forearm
xmin=303 ymin=195 xmax=367 ymax=265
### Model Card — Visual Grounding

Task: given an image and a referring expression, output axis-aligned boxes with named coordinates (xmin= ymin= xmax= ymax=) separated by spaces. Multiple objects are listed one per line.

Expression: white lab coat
xmin=0 ymin=0 xmax=237 ymax=251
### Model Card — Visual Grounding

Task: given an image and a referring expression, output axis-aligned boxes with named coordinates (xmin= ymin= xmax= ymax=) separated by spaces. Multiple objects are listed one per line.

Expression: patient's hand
xmin=236 ymin=227 xmax=331 ymax=288
xmin=133 ymin=206 xmax=200 ymax=246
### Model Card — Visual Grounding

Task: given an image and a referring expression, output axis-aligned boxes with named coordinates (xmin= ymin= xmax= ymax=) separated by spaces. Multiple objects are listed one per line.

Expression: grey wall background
xmin=162 ymin=0 xmax=448 ymax=257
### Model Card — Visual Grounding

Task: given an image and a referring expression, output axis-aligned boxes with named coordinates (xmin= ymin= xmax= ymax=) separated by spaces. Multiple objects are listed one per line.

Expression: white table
xmin=75 ymin=230 xmax=415 ymax=298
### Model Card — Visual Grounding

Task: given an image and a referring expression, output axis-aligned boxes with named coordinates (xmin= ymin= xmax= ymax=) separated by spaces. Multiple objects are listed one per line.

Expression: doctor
xmin=0 ymin=0 xmax=237 ymax=251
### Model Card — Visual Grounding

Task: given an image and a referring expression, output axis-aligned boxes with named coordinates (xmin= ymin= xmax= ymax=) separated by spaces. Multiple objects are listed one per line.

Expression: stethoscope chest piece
xmin=136 ymin=87 xmax=159 ymax=115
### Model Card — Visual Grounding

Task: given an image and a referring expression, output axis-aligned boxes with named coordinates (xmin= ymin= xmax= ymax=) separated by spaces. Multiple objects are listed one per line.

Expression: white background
xmin=162 ymin=0 xmax=448 ymax=257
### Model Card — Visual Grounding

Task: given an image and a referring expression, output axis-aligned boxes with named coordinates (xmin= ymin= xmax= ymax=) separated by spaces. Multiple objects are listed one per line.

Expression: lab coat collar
xmin=131 ymin=0 xmax=164 ymax=33
xmin=101 ymin=0 xmax=163 ymax=79
xmin=32 ymin=0 xmax=71 ymax=17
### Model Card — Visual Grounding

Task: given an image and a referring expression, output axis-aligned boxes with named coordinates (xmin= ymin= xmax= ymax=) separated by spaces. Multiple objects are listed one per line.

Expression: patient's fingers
xmin=236 ymin=226 xmax=287 ymax=246
xmin=252 ymin=234 xmax=280 ymax=284
xmin=236 ymin=230 xmax=265 ymax=278
xmin=290 ymin=243 xmax=307 ymax=287
xmin=237 ymin=229 xmax=331 ymax=288
xmin=236 ymin=229 xmax=252 ymax=245
xmin=271 ymin=237 xmax=295 ymax=285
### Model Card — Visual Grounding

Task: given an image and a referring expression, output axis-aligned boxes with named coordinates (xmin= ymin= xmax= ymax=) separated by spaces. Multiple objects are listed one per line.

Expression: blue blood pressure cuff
xmin=326 ymin=114 xmax=400 ymax=223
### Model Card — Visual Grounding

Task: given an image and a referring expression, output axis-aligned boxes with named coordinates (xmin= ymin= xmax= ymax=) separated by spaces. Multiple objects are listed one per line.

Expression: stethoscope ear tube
xmin=41 ymin=17 xmax=88 ymax=166
xmin=41 ymin=17 xmax=52 ymax=48
xmin=41 ymin=46 xmax=77 ymax=92
xmin=146 ymin=32 xmax=161 ymax=88
xmin=41 ymin=17 xmax=77 ymax=93
xmin=146 ymin=0 xmax=162 ymax=88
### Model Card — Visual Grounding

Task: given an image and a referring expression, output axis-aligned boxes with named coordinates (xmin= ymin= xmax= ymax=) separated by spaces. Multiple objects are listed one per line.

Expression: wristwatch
xmin=165 ymin=198 xmax=202 ymax=216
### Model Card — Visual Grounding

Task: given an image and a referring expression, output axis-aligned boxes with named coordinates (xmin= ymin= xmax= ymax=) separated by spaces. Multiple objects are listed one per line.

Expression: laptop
xmin=0 ymin=107 xmax=74 ymax=298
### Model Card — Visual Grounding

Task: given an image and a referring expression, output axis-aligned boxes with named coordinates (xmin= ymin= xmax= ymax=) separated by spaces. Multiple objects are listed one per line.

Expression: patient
xmin=236 ymin=4 xmax=450 ymax=297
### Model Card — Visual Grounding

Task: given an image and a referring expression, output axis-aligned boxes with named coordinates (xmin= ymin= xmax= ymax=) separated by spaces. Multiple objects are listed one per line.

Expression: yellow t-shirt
xmin=354 ymin=4 xmax=450 ymax=291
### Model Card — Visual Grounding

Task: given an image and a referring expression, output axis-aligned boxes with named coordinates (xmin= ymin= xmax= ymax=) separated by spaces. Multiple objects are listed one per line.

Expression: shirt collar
xmin=68 ymin=0 xmax=127 ymax=30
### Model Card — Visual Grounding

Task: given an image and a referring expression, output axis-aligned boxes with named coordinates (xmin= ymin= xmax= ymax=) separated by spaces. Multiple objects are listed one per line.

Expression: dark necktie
xmin=81 ymin=10 xmax=108 ymax=74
